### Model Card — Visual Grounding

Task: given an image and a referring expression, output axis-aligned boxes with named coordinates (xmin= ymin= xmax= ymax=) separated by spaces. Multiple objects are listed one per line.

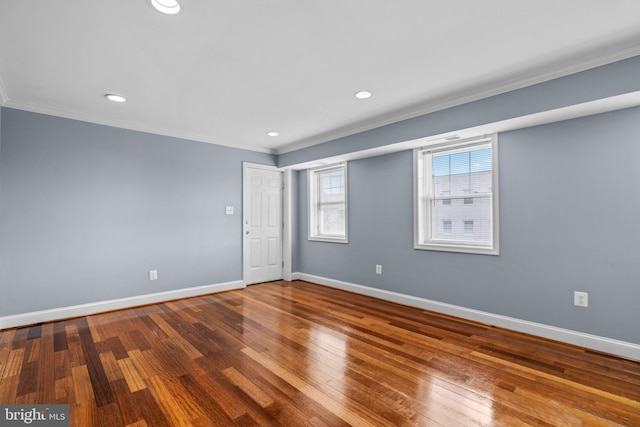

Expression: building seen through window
xmin=431 ymin=147 xmax=492 ymax=243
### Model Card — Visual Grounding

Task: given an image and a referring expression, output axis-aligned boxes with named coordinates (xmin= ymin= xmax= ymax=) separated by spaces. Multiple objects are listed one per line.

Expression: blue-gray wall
xmin=296 ymin=106 xmax=640 ymax=345
xmin=0 ymin=108 xmax=274 ymax=316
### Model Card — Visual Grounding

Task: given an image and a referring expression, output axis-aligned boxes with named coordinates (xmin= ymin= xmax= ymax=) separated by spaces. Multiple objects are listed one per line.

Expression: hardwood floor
xmin=1 ymin=280 xmax=639 ymax=426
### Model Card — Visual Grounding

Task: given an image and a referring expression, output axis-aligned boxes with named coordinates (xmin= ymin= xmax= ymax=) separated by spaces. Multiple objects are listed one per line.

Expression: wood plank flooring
xmin=1 ymin=280 xmax=639 ymax=426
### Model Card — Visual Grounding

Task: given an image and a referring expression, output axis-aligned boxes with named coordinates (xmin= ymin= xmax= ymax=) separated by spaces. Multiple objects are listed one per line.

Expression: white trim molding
xmin=0 ymin=280 xmax=245 ymax=330
xmin=1 ymin=100 xmax=275 ymax=154
xmin=282 ymin=169 xmax=293 ymax=281
xmin=295 ymin=273 xmax=640 ymax=361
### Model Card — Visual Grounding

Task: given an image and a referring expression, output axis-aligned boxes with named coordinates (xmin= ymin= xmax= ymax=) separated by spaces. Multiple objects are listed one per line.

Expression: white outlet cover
xmin=225 ymin=206 xmax=234 ymax=215
xmin=574 ymin=291 xmax=588 ymax=307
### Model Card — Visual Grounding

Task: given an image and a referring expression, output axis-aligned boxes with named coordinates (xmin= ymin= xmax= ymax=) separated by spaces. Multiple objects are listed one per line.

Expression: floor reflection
xmin=418 ymin=375 xmax=494 ymax=425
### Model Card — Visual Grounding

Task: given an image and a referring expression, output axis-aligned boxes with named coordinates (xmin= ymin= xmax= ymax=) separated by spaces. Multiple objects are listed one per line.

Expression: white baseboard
xmin=0 ymin=280 xmax=245 ymax=330
xmin=294 ymin=273 xmax=640 ymax=361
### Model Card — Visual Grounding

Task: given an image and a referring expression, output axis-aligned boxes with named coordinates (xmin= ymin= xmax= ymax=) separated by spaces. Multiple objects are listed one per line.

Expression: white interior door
xmin=243 ymin=165 xmax=283 ymax=285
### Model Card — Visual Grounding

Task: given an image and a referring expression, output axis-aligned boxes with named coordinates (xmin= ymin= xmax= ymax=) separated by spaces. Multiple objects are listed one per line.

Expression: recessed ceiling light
xmin=355 ymin=91 xmax=372 ymax=99
xmin=104 ymin=94 xmax=127 ymax=103
xmin=149 ymin=0 xmax=181 ymax=15
xmin=267 ymin=132 xmax=279 ymax=137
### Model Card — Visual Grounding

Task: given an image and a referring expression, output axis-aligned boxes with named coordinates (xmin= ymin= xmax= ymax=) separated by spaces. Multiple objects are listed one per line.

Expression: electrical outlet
xmin=574 ymin=291 xmax=588 ymax=307
xmin=149 ymin=270 xmax=158 ymax=281
xmin=375 ymin=265 xmax=382 ymax=275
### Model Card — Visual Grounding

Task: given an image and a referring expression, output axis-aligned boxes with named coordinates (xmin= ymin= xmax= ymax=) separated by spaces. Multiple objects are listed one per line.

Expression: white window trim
xmin=308 ymin=162 xmax=349 ymax=243
xmin=413 ymin=135 xmax=499 ymax=255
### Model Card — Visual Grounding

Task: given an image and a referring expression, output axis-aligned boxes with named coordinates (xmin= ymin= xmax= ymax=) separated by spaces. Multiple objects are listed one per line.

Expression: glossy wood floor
xmin=1 ymin=280 xmax=639 ymax=426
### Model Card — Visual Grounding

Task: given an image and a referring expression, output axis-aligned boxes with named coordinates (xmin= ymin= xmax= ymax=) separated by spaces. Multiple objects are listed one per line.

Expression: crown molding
xmin=1 ymin=100 xmax=276 ymax=154
xmin=0 ymin=76 xmax=8 ymax=105
xmin=276 ymin=39 xmax=640 ymax=155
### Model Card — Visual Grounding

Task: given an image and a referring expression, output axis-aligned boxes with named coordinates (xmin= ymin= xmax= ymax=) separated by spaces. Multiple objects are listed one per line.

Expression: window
xmin=464 ymin=220 xmax=474 ymax=235
xmin=414 ymin=135 xmax=499 ymax=255
xmin=308 ymin=163 xmax=348 ymax=243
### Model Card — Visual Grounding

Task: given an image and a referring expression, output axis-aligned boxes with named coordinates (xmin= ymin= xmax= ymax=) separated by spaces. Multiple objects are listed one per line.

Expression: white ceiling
xmin=1 ymin=1 xmax=640 ymax=154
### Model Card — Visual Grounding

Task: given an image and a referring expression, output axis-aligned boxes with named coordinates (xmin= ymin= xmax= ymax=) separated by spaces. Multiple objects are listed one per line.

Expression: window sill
xmin=309 ymin=236 xmax=349 ymax=244
xmin=414 ymin=242 xmax=499 ymax=256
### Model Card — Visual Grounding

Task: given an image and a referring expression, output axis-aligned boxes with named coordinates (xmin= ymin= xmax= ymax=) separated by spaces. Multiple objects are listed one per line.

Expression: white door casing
xmin=243 ymin=164 xmax=283 ymax=285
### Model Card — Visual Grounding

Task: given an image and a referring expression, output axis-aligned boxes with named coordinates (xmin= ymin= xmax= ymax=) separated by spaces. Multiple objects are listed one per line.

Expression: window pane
xmin=450 ymin=152 xmax=470 ymax=175
xmin=471 ymin=148 xmax=492 ymax=173
xmin=432 ymin=156 xmax=449 ymax=178
xmin=432 ymin=147 xmax=492 ymax=197
xmin=464 ymin=220 xmax=474 ymax=235
xmin=319 ymin=170 xmax=345 ymax=204
xmin=432 ymin=197 xmax=492 ymax=242
xmin=429 ymin=145 xmax=493 ymax=244
xmin=319 ymin=205 xmax=345 ymax=236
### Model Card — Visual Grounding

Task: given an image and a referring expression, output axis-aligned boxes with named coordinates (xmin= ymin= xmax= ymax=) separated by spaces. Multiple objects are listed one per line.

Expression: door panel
xmin=267 ymin=237 xmax=278 ymax=266
xmin=244 ymin=166 xmax=283 ymax=284
xmin=249 ymin=238 xmax=261 ymax=269
xmin=267 ymin=194 xmax=279 ymax=227
xmin=250 ymin=192 xmax=261 ymax=228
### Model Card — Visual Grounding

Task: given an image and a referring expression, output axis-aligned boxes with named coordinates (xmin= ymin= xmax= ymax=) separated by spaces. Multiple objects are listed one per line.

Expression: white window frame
xmin=308 ymin=162 xmax=348 ymax=243
xmin=413 ymin=135 xmax=499 ymax=255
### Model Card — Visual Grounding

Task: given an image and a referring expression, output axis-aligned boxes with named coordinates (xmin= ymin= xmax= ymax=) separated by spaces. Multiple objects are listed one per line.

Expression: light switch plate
xmin=225 ymin=206 xmax=234 ymax=215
